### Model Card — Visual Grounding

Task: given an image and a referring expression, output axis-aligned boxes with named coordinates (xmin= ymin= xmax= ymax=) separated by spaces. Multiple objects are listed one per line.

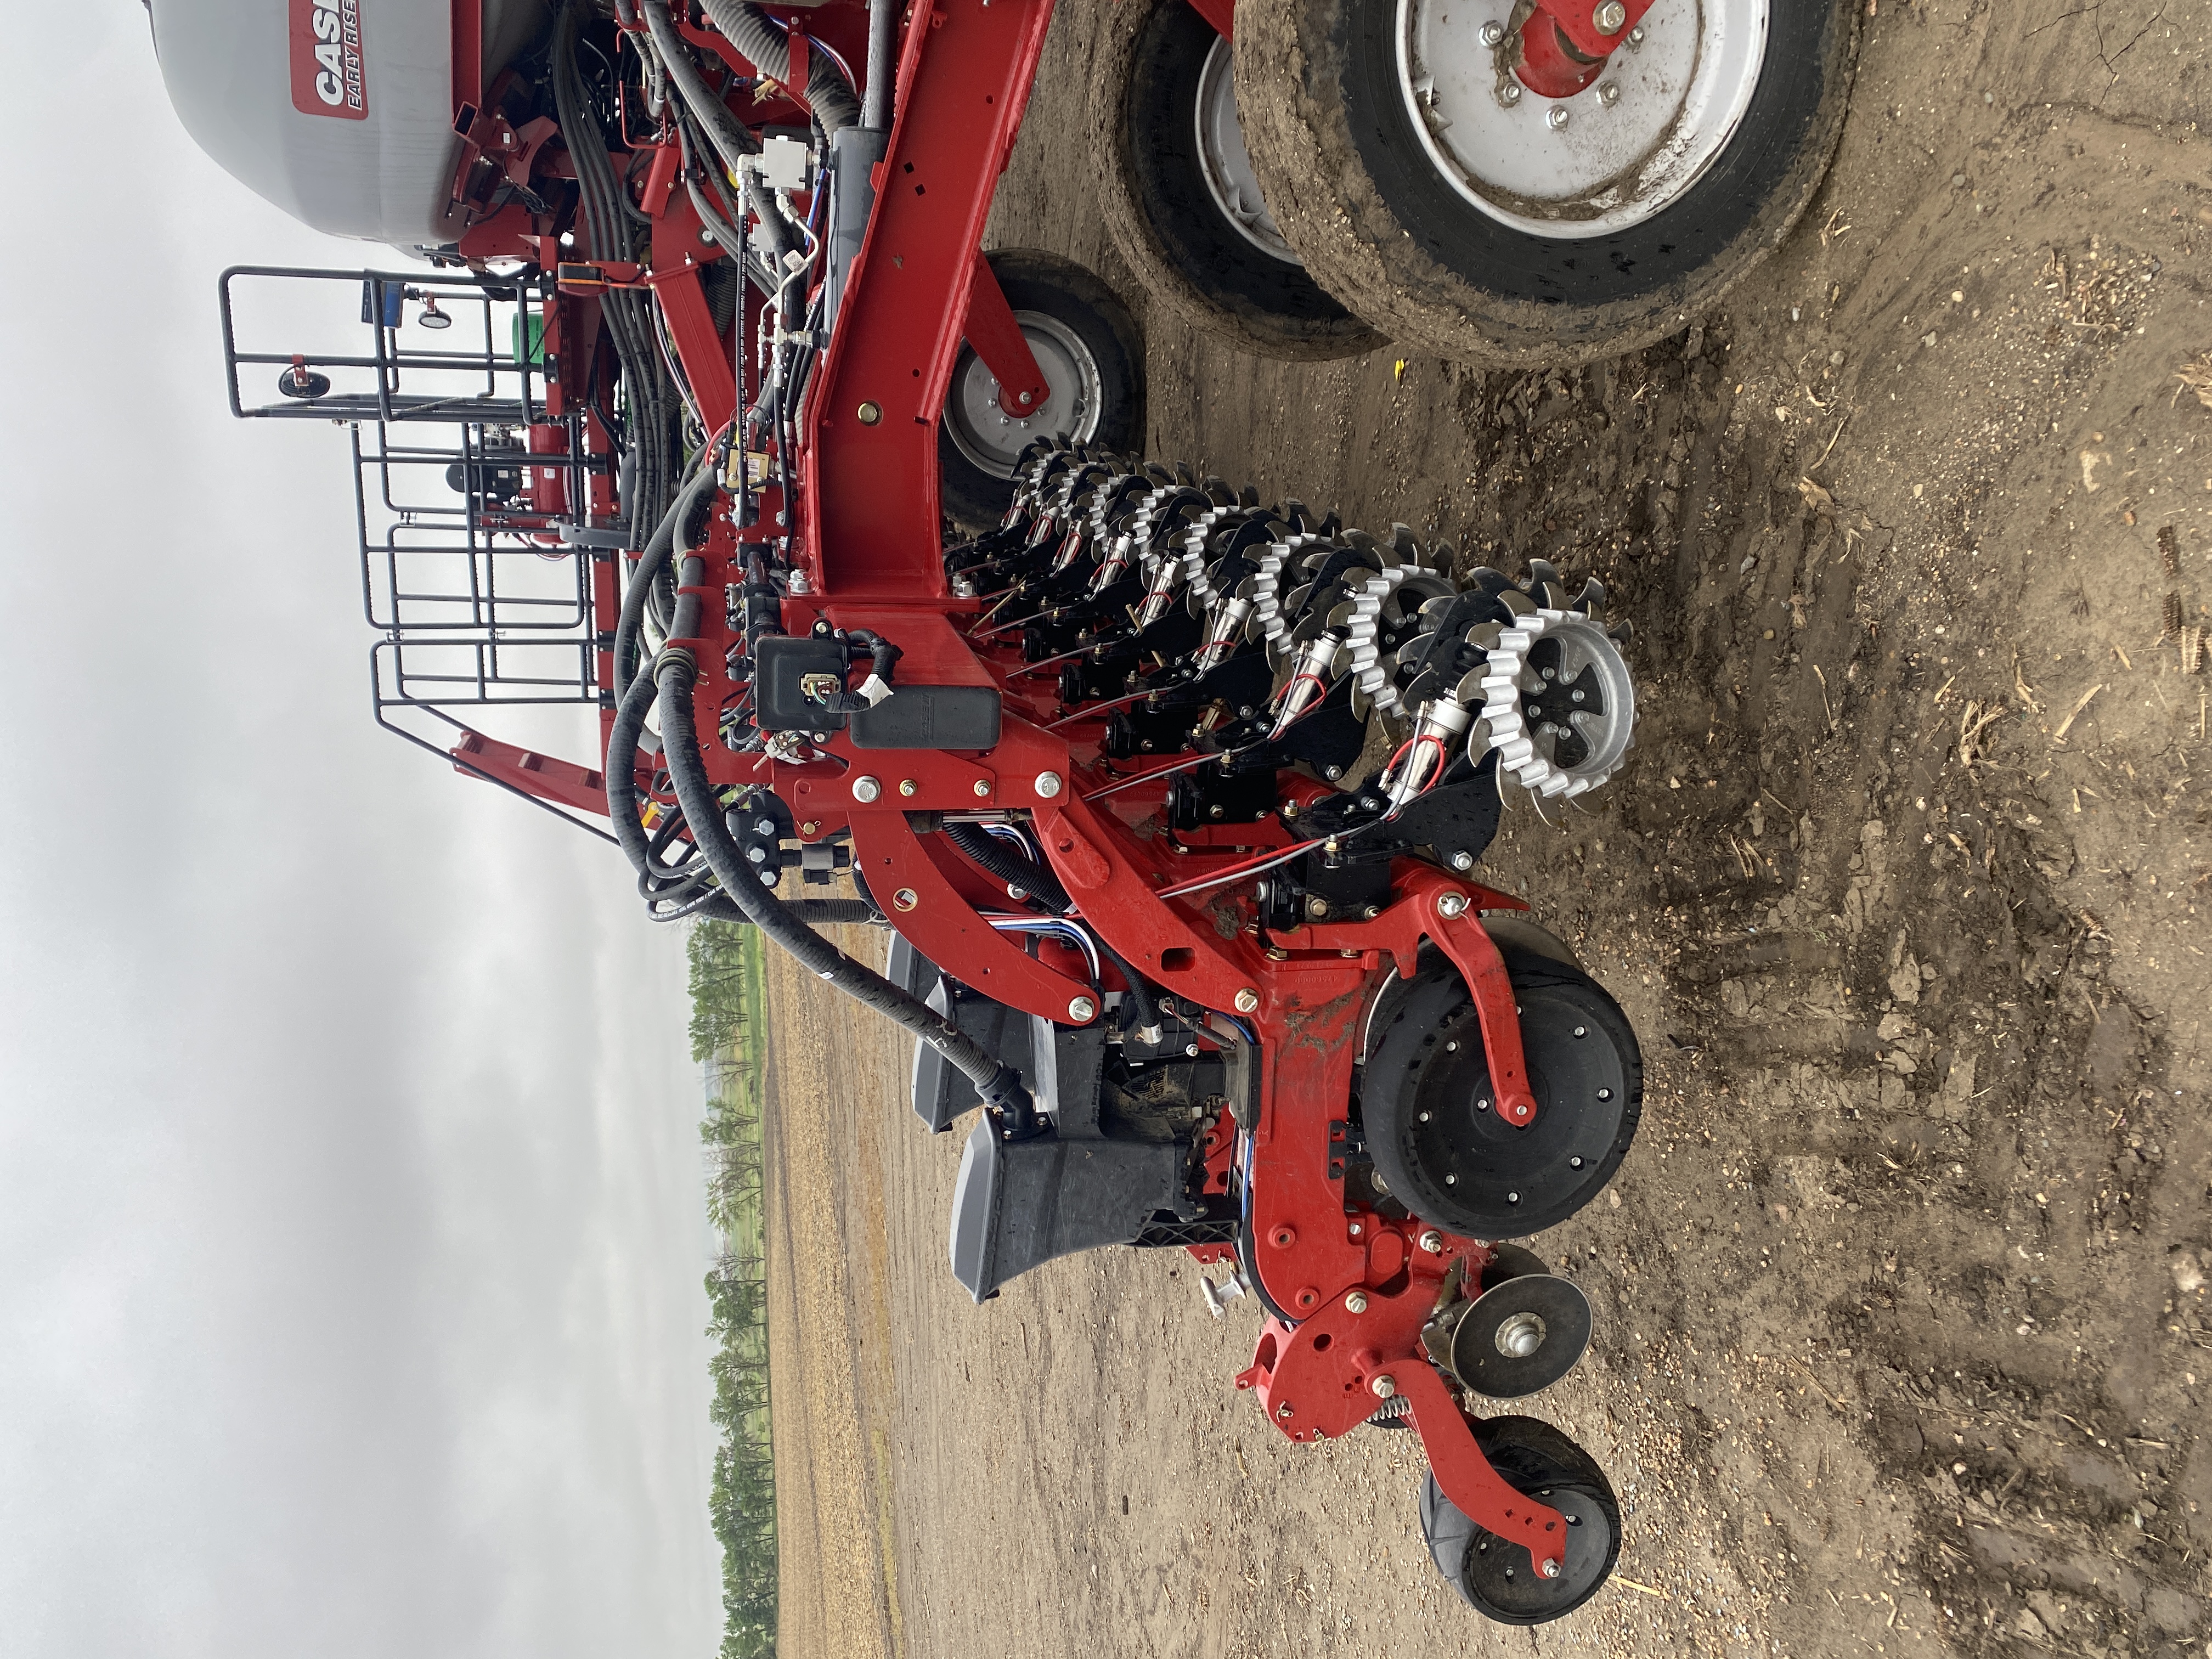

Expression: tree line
xmin=691 ymin=921 xmax=776 ymax=1659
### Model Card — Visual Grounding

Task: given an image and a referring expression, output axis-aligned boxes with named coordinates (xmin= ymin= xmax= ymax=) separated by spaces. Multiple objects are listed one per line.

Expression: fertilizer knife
xmin=163 ymin=0 xmax=1657 ymax=1619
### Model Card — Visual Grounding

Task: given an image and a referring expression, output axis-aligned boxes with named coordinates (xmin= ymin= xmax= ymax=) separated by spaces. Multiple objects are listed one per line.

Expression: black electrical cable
xmin=654 ymin=561 xmax=1037 ymax=1126
xmin=943 ymin=823 xmax=1164 ymax=1039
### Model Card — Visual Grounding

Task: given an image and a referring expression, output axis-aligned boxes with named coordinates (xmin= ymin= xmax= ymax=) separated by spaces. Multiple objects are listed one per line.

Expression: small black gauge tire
xmin=1233 ymin=0 xmax=1859 ymax=366
xmin=939 ymin=250 xmax=1146 ymax=533
xmin=1092 ymin=0 xmax=1384 ymax=361
xmin=1420 ymin=1414 xmax=1622 ymax=1624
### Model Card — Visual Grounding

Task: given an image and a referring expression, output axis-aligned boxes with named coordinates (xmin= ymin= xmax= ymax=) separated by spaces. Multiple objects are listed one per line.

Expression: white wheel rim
xmin=944 ymin=311 xmax=1103 ymax=480
xmin=1396 ymin=0 xmax=1769 ymax=240
xmin=1195 ymin=37 xmax=1300 ymax=265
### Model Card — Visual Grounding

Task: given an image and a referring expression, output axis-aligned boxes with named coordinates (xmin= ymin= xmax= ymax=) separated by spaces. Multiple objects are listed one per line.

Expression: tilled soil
xmin=767 ymin=3 xmax=2212 ymax=1655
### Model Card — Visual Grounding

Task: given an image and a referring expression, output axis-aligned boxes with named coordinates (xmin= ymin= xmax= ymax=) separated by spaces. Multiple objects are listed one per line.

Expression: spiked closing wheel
xmin=1360 ymin=953 xmax=1641 ymax=1238
xmin=1477 ymin=607 xmax=1635 ymax=799
xmin=1420 ymin=1416 xmax=1621 ymax=1625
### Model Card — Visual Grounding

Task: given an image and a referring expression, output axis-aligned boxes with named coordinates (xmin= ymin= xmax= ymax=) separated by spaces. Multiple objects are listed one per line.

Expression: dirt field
xmin=764 ymin=3 xmax=2212 ymax=1655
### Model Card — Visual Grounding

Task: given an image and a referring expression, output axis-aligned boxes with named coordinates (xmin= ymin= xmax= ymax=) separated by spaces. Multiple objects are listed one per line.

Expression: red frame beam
xmin=799 ymin=0 xmax=1057 ymax=600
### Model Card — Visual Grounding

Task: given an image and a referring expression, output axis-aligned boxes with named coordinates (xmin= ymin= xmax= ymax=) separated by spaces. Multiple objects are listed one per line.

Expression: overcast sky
xmin=0 ymin=9 xmax=722 ymax=1657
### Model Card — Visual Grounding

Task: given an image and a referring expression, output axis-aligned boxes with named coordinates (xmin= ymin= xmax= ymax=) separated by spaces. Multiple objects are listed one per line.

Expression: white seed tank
xmin=151 ymin=0 xmax=550 ymax=251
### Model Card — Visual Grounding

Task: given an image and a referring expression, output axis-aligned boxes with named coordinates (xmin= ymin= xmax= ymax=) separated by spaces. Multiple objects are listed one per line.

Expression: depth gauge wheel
xmin=1093 ymin=0 xmax=1384 ymax=360
xmin=1361 ymin=950 xmax=1641 ymax=1237
xmin=1233 ymin=0 xmax=1859 ymax=366
xmin=1420 ymin=1415 xmax=1621 ymax=1623
xmin=939 ymin=250 xmax=1146 ymax=532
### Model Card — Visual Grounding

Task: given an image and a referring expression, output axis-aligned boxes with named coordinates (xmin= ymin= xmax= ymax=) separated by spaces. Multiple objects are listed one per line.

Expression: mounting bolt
xmin=1234 ymin=988 xmax=1261 ymax=1014
xmin=1306 ymin=896 xmax=1330 ymax=919
xmin=1593 ymin=0 xmax=1627 ymax=32
xmin=1345 ymin=1290 xmax=1370 ymax=1314
xmin=853 ymin=775 xmax=883 ymax=803
xmin=1599 ymin=81 xmax=1621 ymax=106
xmin=799 ymin=820 xmax=821 ymax=836
xmin=1450 ymin=850 xmax=1476 ymax=872
xmin=856 ymin=400 xmax=882 ymax=425
xmin=1540 ymin=1558 xmax=1563 ymax=1579
xmin=1034 ymin=770 xmax=1064 ymax=799
xmin=1067 ymin=995 xmax=1098 ymax=1023
xmin=898 ymin=779 xmax=918 ymax=797
xmin=1369 ymin=1374 xmax=1398 ymax=1400
xmin=1480 ymin=18 xmax=1504 ymax=43
xmin=1437 ymin=891 xmax=1470 ymax=919
xmin=1500 ymin=80 xmax=1523 ymax=106
xmin=972 ymin=779 xmax=992 ymax=798
xmin=1277 ymin=1402 xmax=1295 ymax=1420
xmin=1547 ymin=104 xmax=1571 ymax=131
xmin=891 ymin=888 xmax=918 ymax=911
xmin=1418 ymin=1229 xmax=1444 ymax=1254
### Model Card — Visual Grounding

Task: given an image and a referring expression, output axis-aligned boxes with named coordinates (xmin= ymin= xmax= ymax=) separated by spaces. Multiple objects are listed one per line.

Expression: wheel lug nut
xmin=1500 ymin=81 xmax=1523 ymax=106
xmin=1481 ymin=19 xmax=1504 ymax=44
xmin=1599 ymin=81 xmax=1621 ymax=108
xmin=1547 ymin=105 xmax=1570 ymax=131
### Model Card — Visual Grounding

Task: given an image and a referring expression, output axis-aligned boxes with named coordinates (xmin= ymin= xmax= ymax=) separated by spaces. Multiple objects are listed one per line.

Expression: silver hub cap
xmin=1494 ymin=1311 xmax=1548 ymax=1358
xmin=1195 ymin=38 xmax=1299 ymax=264
xmin=943 ymin=311 xmax=1102 ymax=480
xmin=1397 ymin=0 xmax=1770 ymax=238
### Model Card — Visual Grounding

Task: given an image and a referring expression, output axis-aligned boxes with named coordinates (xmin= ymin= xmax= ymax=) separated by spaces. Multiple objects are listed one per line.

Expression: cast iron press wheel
xmin=1361 ymin=949 xmax=1641 ymax=1237
xmin=1420 ymin=1415 xmax=1621 ymax=1623
xmin=939 ymin=250 xmax=1146 ymax=532
xmin=1233 ymin=0 xmax=1859 ymax=366
xmin=1092 ymin=0 xmax=1383 ymax=360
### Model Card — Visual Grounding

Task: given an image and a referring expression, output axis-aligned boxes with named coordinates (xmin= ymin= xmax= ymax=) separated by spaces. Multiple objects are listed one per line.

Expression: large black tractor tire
xmin=939 ymin=250 xmax=1146 ymax=533
xmin=1091 ymin=0 xmax=1383 ymax=361
xmin=1233 ymin=0 xmax=1859 ymax=367
xmin=1420 ymin=1415 xmax=1622 ymax=1623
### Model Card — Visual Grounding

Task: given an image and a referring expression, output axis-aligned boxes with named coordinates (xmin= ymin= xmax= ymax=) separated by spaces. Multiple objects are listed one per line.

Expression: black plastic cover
xmin=910 ymin=983 xmax=1033 ymax=1134
xmin=753 ymin=635 xmax=849 ymax=733
xmin=946 ymin=1119 xmax=1186 ymax=1302
xmin=850 ymin=685 xmax=1002 ymax=750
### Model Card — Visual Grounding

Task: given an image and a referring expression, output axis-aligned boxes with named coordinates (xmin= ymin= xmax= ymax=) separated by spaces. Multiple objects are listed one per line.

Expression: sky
xmin=0 ymin=8 xmax=723 ymax=1657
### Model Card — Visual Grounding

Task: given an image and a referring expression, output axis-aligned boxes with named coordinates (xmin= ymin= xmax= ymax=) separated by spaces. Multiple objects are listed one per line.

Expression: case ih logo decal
xmin=290 ymin=0 xmax=368 ymax=120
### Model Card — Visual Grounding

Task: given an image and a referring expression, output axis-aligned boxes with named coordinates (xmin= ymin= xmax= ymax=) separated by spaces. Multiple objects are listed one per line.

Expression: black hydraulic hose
xmin=554 ymin=4 xmax=679 ymax=538
xmin=944 ymin=823 xmax=1164 ymax=1039
xmin=640 ymin=0 xmax=762 ymax=182
xmin=947 ymin=820 xmax=1073 ymax=911
xmin=654 ymin=563 xmax=1037 ymax=1125
xmin=697 ymin=0 xmax=861 ymax=133
xmin=862 ymin=0 xmax=896 ymax=129
xmin=605 ymin=664 xmax=879 ymax=928
xmin=614 ymin=461 xmax=720 ymax=698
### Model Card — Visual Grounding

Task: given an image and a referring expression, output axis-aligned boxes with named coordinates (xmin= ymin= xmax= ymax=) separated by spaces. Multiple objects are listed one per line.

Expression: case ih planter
xmin=160 ymin=0 xmax=1853 ymax=1621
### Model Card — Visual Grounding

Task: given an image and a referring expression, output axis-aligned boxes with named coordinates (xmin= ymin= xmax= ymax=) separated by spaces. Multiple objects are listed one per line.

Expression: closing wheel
xmin=1233 ymin=0 xmax=1858 ymax=366
xmin=1420 ymin=1415 xmax=1621 ymax=1623
xmin=1092 ymin=0 xmax=1384 ymax=360
xmin=939 ymin=251 xmax=1146 ymax=532
xmin=1361 ymin=953 xmax=1641 ymax=1237
xmin=1442 ymin=1272 xmax=1592 ymax=1398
